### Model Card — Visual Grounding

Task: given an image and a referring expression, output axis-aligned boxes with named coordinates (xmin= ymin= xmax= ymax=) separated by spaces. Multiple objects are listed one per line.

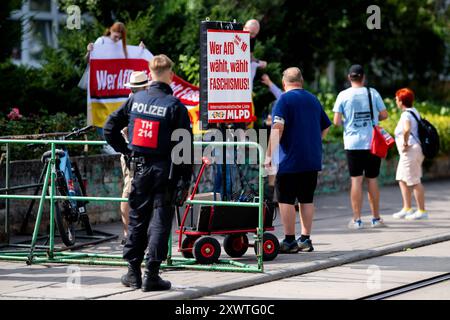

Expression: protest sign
xmin=200 ymin=21 xmax=252 ymax=128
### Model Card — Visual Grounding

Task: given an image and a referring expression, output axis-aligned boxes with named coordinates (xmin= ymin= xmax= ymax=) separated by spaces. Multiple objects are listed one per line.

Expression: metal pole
xmin=221 ymin=124 xmax=227 ymax=201
xmin=166 ymin=225 xmax=173 ymax=266
xmin=48 ymin=143 xmax=56 ymax=258
xmin=0 ymin=139 xmax=108 ymax=146
xmin=5 ymin=143 xmax=10 ymax=244
xmin=19 ymin=163 xmax=48 ymax=233
xmin=0 ymin=194 xmax=129 ymax=202
xmin=258 ymin=143 xmax=264 ymax=272
xmin=27 ymin=162 xmax=51 ymax=264
xmin=0 ymin=183 xmax=44 ymax=192
xmin=0 ymin=139 xmax=266 ymax=273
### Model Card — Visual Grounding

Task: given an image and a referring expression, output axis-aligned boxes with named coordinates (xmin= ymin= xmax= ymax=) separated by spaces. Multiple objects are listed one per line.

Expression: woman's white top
xmin=394 ymin=107 xmax=421 ymax=148
xmin=94 ymin=36 xmax=116 ymax=45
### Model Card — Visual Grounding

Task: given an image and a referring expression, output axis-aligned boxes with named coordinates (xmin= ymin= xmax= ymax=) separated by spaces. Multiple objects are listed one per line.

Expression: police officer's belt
xmin=132 ymin=153 xmax=169 ymax=164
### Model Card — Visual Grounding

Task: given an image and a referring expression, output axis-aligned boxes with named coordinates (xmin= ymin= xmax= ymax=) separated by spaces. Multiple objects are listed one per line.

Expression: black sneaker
xmin=279 ymin=239 xmax=299 ymax=253
xmin=121 ymin=264 xmax=142 ymax=289
xmin=142 ymin=273 xmax=171 ymax=292
xmin=297 ymin=238 xmax=314 ymax=252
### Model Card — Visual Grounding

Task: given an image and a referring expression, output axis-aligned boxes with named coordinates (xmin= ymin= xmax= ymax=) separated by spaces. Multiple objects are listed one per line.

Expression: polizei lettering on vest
xmin=131 ymin=103 xmax=167 ymax=117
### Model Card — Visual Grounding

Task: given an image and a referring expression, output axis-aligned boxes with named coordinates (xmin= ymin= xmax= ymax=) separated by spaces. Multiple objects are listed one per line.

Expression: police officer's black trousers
xmin=123 ymin=160 xmax=174 ymax=271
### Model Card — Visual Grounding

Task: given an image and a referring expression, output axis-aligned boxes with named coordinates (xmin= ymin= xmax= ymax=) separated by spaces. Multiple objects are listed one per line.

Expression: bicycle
xmin=25 ymin=126 xmax=94 ymax=247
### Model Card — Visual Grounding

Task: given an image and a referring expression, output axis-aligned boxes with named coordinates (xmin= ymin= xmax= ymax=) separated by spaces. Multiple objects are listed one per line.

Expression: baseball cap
xmin=348 ymin=64 xmax=364 ymax=77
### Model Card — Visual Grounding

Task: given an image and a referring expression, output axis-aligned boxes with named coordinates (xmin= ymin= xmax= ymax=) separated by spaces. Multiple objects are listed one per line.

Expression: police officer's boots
xmin=121 ymin=262 xmax=142 ymax=289
xmin=142 ymin=261 xmax=171 ymax=292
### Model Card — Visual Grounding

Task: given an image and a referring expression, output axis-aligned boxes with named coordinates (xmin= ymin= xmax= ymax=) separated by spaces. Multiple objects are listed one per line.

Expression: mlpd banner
xmin=87 ymin=42 xmax=201 ymax=132
xmin=200 ymin=21 xmax=252 ymax=128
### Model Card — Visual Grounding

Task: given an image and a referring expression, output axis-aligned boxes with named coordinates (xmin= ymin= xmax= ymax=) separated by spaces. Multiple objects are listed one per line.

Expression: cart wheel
xmin=193 ymin=237 xmax=221 ymax=264
xmin=254 ymin=232 xmax=279 ymax=261
xmin=181 ymin=236 xmax=198 ymax=258
xmin=223 ymin=234 xmax=249 ymax=257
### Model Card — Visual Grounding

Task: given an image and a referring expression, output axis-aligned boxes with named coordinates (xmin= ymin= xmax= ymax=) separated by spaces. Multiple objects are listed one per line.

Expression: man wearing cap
xmin=103 ymin=55 xmax=193 ymax=291
xmin=333 ymin=65 xmax=389 ymax=229
xmin=119 ymin=71 xmax=151 ymax=245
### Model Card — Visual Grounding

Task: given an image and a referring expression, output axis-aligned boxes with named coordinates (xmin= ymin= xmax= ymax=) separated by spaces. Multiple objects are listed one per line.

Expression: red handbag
xmin=367 ymin=87 xmax=395 ymax=158
xmin=371 ymin=125 xmax=395 ymax=158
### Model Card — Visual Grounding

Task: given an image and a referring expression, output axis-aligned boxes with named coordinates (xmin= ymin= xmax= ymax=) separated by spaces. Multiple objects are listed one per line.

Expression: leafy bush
xmin=319 ymin=94 xmax=450 ymax=158
xmin=0 ymin=111 xmax=101 ymax=160
xmin=178 ymin=55 xmax=200 ymax=86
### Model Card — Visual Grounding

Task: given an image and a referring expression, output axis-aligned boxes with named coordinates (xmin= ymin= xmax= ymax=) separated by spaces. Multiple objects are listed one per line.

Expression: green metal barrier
xmin=0 ymin=139 xmax=266 ymax=273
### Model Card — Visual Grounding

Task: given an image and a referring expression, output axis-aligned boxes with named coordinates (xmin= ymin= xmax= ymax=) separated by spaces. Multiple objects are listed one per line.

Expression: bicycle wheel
xmin=52 ymin=171 xmax=77 ymax=247
xmin=72 ymin=163 xmax=93 ymax=236
xmin=53 ymin=199 xmax=76 ymax=246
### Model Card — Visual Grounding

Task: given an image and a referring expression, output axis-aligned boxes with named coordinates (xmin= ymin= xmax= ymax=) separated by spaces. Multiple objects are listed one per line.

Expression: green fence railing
xmin=0 ymin=139 xmax=266 ymax=273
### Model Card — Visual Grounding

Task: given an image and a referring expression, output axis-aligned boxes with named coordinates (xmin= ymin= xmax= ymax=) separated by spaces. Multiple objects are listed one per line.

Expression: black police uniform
xmin=103 ymin=81 xmax=192 ymax=291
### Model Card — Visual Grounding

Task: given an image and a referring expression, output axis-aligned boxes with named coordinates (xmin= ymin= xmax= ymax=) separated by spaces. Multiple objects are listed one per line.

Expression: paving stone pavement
xmin=0 ymin=180 xmax=449 ymax=300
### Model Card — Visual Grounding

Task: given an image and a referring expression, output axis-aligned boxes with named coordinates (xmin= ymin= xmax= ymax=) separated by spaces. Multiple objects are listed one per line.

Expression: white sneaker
xmin=348 ymin=219 xmax=364 ymax=229
xmin=405 ymin=210 xmax=429 ymax=220
xmin=392 ymin=208 xmax=414 ymax=219
xmin=371 ymin=218 xmax=387 ymax=228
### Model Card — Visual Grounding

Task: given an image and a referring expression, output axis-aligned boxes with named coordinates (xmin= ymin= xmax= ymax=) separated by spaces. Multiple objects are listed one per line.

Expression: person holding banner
xmin=244 ymin=19 xmax=267 ymax=86
xmin=86 ymin=21 xmax=145 ymax=59
xmin=103 ymin=55 xmax=193 ymax=291
xmin=244 ymin=19 xmax=267 ymax=129
xmin=85 ymin=21 xmax=145 ymax=153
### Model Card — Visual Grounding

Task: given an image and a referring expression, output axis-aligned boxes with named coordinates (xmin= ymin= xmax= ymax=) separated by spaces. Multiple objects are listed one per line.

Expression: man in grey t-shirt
xmin=333 ymin=65 xmax=388 ymax=229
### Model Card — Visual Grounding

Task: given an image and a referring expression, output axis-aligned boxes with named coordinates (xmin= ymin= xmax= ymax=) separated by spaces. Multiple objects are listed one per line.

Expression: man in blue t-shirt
xmin=265 ymin=67 xmax=331 ymax=253
xmin=333 ymin=64 xmax=388 ymax=230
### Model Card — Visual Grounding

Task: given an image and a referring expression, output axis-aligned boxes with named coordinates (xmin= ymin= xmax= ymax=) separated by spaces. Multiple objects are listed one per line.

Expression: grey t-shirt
xmin=333 ymin=87 xmax=386 ymax=150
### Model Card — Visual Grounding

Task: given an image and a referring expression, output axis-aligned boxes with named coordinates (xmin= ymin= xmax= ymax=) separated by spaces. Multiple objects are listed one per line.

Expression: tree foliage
xmin=1 ymin=0 xmax=448 ymax=119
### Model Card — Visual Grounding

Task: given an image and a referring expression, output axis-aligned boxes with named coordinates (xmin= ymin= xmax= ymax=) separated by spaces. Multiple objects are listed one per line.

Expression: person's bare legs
xmin=299 ymin=203 xmax=314 ymax=236
xmin=399 ymin=180 xmax=412 ymax=209
xmin=367 ymin=178 xmax=380 ymax=219
xmin=412 ymin=183 xmax=425 ymax=211
xmin=279 ymin=203 xmax=296 ymax=235
xmin=350 ymin=176 xmax=364 ymax=220
xmin=120 ymin=201 xmax=130 ymax=238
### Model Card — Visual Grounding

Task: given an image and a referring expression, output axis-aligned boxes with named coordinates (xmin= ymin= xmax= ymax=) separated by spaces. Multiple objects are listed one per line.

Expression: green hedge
xmin=318 ymin=93 xmax=450 ymax=158
xmin=1 ymin=95 xmax=449 ymax=161
xmin=0 ymin=112 xmax=101 ymax=160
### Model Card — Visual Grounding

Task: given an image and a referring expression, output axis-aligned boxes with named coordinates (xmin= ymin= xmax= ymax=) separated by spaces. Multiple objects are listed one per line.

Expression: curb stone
xmin=153 ymin=232 xmax=450 ymax=300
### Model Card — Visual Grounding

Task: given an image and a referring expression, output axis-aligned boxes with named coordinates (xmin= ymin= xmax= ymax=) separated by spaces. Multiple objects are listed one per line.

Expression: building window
xmin=28 ymin=19 xmax=54 ymax=61
xmin=30 ymin=0 xmax=51 ymax=12
xmin=10 ymin=0 xmax=63 ymax=67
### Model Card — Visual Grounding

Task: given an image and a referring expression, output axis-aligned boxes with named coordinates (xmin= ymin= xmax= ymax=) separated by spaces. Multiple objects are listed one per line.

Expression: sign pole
xmin=199 ymin=20 xmax=252 ymax=201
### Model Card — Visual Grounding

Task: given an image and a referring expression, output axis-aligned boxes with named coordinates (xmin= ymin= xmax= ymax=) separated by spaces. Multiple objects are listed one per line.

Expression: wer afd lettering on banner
xmin=90 ymin=59 xmax=148 ymax=98
xmin=87 ymin=44 xmax=200 ymax=128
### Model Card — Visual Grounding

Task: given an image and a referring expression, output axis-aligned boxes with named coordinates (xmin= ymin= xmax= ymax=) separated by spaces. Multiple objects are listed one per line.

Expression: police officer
xmin=103 ymin=54 xmax=192 ymax=291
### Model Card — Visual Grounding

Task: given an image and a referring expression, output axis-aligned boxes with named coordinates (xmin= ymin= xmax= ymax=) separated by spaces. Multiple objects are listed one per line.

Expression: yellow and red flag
xmin=87 ymin=43 xmax=201 ymax=132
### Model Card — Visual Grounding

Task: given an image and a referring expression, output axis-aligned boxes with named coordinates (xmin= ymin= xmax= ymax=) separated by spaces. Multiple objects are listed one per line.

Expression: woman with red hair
xmin=392 ymin=88 xmax=427 ymax=220
xmin=84 ymin=22 xmax=145 ymax=155
xmin=86 ymin=22 xmax=145 ymax=58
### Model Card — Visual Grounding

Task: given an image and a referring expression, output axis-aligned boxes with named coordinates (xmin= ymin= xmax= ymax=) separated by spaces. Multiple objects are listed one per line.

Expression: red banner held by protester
xmin=87 ymin=43 xmax=199 ymax=128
